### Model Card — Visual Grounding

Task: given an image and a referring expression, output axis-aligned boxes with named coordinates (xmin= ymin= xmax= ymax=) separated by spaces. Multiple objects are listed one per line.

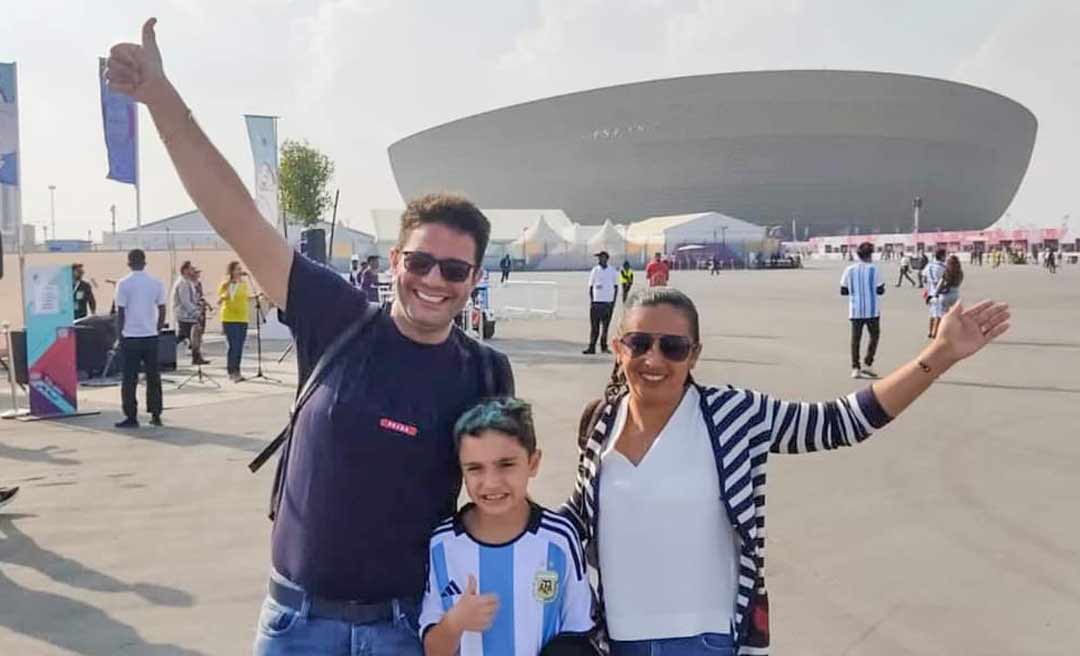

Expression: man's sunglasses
xmin=618 ymin=332 xmax=697 ymax=362
xmin=401 ymin=251 xmax=475 ymax=283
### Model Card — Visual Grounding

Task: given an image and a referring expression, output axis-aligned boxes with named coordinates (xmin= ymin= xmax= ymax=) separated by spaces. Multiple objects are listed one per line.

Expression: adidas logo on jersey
xmin=440 ymin=580 xmax=463 ymax=599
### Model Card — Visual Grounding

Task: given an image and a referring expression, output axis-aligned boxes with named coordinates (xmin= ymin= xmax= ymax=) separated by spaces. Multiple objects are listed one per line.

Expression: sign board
xmin=23 ymin=264 xmax=78 ymax=416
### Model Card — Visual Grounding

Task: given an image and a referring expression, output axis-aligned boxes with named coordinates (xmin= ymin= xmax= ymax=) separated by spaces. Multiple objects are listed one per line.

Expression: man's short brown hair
xmin=397 ymin=193 xmax=490 ymax=266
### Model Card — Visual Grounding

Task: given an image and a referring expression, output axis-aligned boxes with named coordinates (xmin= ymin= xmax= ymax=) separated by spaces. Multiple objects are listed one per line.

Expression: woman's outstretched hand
xmin=106 ymin=18 xmax=168 ymax=106
xmin=934 ymin=299 xmax=1011 ymax=363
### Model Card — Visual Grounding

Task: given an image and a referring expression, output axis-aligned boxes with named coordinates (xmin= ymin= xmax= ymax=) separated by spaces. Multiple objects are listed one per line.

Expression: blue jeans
xmin=252 ymin=570 xmax=422 ymax=656
xmin=223 ymin=321 xmax=248 ymax=374
xmin=611 ymin=632 xmax=735 ymax=656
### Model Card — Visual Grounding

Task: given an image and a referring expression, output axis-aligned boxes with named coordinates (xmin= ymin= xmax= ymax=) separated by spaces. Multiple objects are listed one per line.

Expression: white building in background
xmin=104 ymin=209 xmax=376 ymax=261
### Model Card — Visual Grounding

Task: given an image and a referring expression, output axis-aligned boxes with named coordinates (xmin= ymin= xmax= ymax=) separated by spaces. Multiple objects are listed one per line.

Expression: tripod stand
xmin=176 ymin=359 xmax=221 ymax=389
xmin=246 ymin=293 xmax=282 ymax=384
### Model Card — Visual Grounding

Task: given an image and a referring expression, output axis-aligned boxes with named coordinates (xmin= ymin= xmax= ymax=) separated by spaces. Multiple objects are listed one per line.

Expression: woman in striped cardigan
xmin=562 ymin=288 xmax=1009 ymax=656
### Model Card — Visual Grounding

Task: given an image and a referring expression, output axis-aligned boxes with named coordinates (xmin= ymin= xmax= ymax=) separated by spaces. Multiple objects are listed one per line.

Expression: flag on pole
xmin=244 ymin=115 xmax=280 ymax=228
xmin=0 ymin=62 xmax=20 ymax=239
xmin=99 ymin=57 xmax=138 ymax=184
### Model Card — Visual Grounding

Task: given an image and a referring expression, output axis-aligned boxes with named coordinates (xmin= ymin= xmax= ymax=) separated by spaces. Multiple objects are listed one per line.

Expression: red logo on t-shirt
xmin=380 ymin=418 xmax=418 ymax=437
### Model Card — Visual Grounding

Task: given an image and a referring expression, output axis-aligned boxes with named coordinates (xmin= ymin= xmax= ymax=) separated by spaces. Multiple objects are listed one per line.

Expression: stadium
xmin=389 ymin=70 xmax=1037 ymax=235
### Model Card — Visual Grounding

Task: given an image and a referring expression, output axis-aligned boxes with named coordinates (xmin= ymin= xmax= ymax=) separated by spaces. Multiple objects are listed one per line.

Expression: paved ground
xmin=1 ymin=260 xmax=1077 ymax=655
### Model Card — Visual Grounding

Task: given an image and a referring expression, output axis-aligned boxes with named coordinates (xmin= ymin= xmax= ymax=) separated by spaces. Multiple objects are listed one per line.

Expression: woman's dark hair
xmin=943 ymin=254 xmax=964 ymax=289
xmin=453 ymin=397 xmax=537 ymax=455
xmin=226 ymin=260 xmax=241 ymax=278
xmin=605 ymin=288 xmax=701 ymax=401
xmin=398 ymin=193 xmax=491 ymax=266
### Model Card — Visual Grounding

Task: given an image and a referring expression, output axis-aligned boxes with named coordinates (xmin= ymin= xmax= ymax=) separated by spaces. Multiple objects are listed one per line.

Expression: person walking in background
xmin=841 ymin=242 xmax=885 ymax=379
xmin=499 ymin=252 xmax=513 ymax=284
xmin=348 ymin=254 xmax=363 ymax=287
xmin=618 ymin=260 xmax=634 ymax=302
xmin=72 ymin=263 xmax=97 ymax=320
xmin=115 ymin=249 xmax=166 ymax=428
xmin=929 ymin=255 xmax=964 ymax=339
xmin=645 ymin=252 xmax=670 ymax=287
xmin=218 ymin=261 xmax=251 ymax=382
xmin=924 ymin=249 xmax=948 ymax=339
xmin=1046 ymin=248 xmax=1057 ymax=274
xmin=895 ymin=252 xmax=917 ymax=287
xmin=360 ymin=255 xmax=380 ymax=303
xmin=583 ymin=251 xmax=618 ymax=355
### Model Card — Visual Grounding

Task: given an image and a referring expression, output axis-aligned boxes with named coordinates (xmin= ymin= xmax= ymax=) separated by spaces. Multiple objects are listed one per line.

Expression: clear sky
xmin=1 ymin=0 xmax=1076 ymax=239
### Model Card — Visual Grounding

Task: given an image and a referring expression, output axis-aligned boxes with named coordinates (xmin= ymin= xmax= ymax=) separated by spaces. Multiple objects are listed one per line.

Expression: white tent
xmin=511 ymin=216 xmax=575 ymax=269
xmin=587 ymin=219 xmax=627 ymax=261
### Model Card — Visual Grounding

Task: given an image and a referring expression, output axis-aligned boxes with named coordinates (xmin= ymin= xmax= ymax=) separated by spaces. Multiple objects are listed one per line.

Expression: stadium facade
xmin=389 ymin=71 xmax=1037 ymax=236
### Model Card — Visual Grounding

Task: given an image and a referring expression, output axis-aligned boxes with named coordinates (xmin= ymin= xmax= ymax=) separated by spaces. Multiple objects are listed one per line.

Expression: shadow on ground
xmin=0 ymin=514 xmax=205 ymax=655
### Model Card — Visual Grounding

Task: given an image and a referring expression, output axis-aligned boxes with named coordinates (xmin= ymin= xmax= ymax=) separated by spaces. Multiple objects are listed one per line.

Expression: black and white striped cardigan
xmin=561 ymin=383 xmax=892 ymax=656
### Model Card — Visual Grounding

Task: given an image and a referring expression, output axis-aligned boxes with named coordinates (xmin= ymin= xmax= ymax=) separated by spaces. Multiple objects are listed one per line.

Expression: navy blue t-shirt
xmin=272 ymin=253 xmax=488 ymax=602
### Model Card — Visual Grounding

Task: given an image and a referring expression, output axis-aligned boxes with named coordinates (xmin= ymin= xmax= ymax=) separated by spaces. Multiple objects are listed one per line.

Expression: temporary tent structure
xmin=625 ymin=211 xmax=767 ymax=266
xmin=587 ymin=219 xmax=627 ymax=262
xmin=511 ymin=216 xmax=574 ymax=269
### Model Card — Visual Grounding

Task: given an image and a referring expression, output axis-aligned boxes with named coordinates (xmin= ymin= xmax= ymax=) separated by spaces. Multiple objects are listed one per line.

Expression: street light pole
xmin=48 ymin=184 xmax=56 ymax=240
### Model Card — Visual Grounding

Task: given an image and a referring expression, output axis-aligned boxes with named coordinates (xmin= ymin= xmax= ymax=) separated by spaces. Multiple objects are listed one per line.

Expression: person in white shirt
xmin=583 ymin=251 xmax=619 ymax=355
xmin=841 ymin=242 xmax=886 ymax=379
xmin=896 ymin=253 xmax=916 ymax=287
xmin=114 ymin=249 xmax=166 ymax=428
xmin=564 ymin=287 xmax=1010 ymax=655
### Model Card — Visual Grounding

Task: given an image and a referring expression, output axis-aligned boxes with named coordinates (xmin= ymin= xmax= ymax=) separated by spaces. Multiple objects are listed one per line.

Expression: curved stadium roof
xmin=388 ymin=71 xmax=1037 ymax=234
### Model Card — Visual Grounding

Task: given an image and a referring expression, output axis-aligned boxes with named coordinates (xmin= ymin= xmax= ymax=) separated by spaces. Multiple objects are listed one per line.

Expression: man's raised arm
xmin=106 ymin=18 xmax=292 ymax=309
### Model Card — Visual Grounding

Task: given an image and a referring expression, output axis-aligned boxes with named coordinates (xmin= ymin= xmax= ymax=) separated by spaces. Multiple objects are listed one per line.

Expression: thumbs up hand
xmin=446 ymin=575 xmax=499 ymax=633
xmin=106 ymin=18 xmax=168 ymax=106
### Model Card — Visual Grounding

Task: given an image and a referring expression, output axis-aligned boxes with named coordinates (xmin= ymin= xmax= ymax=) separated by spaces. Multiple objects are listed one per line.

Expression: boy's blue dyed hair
xmin=453 ymin=397 xmax=537 ymax=454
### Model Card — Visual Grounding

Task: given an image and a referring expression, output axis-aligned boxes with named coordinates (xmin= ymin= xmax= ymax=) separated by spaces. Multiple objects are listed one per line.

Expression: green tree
xmin=279 ymin=140 xmax=335 ymax=227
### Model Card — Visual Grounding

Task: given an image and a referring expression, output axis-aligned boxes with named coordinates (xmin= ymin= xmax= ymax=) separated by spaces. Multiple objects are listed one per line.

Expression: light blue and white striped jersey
xmin=924 ymin=260 xmax=946 ymax=293
xmin=840 ymin=262 xmax=883 ymax=319
xmin=419 ymin=504 xmax=593 ymax=656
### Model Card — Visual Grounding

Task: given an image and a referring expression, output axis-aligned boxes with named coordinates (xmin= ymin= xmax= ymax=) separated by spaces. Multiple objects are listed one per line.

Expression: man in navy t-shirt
xmin=262 ymin=196 xmax=514 ymax=654
xmin=108 ymin=24 xmax=513 ymax=653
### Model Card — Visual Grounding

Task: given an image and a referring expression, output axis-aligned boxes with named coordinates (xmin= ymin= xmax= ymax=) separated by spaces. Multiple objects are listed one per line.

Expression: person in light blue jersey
xmin=840 ymin=242 xmax=886 ymax=379
xmin=421 ymin=399 xmax=595 ymax=656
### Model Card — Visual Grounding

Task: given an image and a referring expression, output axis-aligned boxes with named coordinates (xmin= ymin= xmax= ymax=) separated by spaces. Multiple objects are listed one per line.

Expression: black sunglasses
xmin=401 ymin=251 xmax=475 ymax=283
xmin=618 ymin=332 xmax=697 ymax=362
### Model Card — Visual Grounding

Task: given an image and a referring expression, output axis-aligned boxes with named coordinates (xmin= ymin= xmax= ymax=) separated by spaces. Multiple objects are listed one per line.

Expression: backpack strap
xmin=248 ymin=302 xmax=381 ymax=474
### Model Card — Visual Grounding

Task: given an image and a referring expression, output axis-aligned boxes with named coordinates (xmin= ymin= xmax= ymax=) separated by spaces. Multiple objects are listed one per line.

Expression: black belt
xmin=268 ymin=578 xmax=414 ymax=625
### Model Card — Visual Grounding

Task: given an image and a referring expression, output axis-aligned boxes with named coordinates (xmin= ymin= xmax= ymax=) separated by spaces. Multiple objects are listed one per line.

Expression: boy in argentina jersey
xmin=420 ymin=399 xmax=594 ymax=656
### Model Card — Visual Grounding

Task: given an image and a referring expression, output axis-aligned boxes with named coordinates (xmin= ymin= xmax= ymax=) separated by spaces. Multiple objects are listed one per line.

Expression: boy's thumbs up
xmin=464 ymin=574 xmax=478 ymax=596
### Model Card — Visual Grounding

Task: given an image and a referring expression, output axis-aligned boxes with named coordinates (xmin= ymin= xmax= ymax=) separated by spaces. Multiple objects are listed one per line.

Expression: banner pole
xmin=12 ymin=62 xmax=27 ymax=330
xmin=134 ymin=103 xmax=143 ymax=248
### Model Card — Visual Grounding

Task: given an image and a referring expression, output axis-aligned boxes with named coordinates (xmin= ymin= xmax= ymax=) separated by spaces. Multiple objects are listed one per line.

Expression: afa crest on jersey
xmin=533 ymin=569 xmax=558 ymax=603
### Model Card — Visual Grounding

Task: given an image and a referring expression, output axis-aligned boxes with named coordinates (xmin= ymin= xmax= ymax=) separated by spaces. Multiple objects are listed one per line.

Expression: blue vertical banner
xmin=244 ymin=115 xmax=280 ymax=228
xmin=99 ymin=57 xmax=137 ymax=184
xmin=0 ymin=62 xmax=20 ymax=238
xmin=23 ymin=265 xmax=78 ymax=417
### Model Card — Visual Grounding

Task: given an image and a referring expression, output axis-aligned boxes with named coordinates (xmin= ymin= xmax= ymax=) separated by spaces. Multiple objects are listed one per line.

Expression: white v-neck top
xmin=598 ymin=386 xmax=738 ymax=640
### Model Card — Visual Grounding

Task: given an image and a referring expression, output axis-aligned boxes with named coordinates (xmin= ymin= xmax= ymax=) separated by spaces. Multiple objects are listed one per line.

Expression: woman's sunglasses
xmin=618 ymin=332 xmax=697 ymax=362
xmin=401 ymin=251 xmax=475 ymax=283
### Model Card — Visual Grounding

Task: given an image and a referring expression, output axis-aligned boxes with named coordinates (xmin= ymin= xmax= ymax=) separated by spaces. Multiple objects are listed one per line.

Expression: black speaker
xmin=8 ymin=330 xmax=28 ymax=385
xmin=300 ymin=228 xmax=327 ymax=264
xmin=156 ymin=330 xmax=177 ymax=372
